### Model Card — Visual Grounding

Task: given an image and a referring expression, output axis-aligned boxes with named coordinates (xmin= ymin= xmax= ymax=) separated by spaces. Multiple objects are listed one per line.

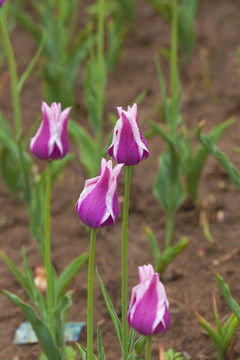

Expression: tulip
xmin=108 ymin=103 xmax=149 ymax=165
xmin=76 ymin=158 xmax=124 ymax=229
xmin=30 ymin=101 xmax=71 ymax=160
xmin=0 ymin=0 xmax=6 ymax=7
xmin=127 ymin=264 xmax=170 ymax=336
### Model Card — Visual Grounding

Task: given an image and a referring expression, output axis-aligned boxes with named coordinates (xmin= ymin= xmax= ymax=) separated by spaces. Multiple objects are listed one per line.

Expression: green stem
xmin=0 ymin=14 xmax=21 ymax=138
xmin=96 ymin=0 xmax=105 ymax=161
xmin=122 ymin=165 xmax=132 ymax=360
xmin=170 ymin=0 xmax=178 ymax=133
xmin=45 ymin=162 xmax=53 ymax=331
xmin=165 ymin=214 xmax=174 ymax=248
xmin=87 ymin=228 xmax=97 ymax=360
xmin=0 ymin=14 xmax=31 ymax=205
xmin=145 ymin=336 xmax=152 ymax=360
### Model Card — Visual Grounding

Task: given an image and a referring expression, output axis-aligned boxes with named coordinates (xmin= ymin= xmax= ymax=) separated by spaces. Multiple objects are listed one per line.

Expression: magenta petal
xmin=128 ymin=274 xmax=159 ymax=336
xmin=108 ymin=103 xmax=149 ymax=165
xmin=77 ymin=165 xmax=111 ymax=228
xmin=128 ymin=264 xmax=170 ymax=336
xmin=30 ymin=117 xmax=51 ymax=160
xmin=153 ymin=303 xmax=171 ymax=334
xmin=76 ymin=159 xmax=123 ymax=229
xmin=30 ymin=101 xmax=71 ymax=161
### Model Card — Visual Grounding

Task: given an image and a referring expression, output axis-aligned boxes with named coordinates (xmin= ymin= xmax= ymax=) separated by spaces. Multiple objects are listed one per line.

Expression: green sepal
xmin=96 ymin=268 xmax=123 ymax=348
xmin=56 ymin=252 xmax=88 ymax=301
xmin=2 ymin=291 xmax=62 ymax=360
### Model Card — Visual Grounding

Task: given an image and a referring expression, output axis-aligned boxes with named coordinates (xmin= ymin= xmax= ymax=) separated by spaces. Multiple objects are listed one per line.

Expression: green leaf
xmin=96 ymin=268 xmax=123 ymax=347
xmin=156 ymin=237 xmax=189 ymax=274
xmin=66 ymin=346 xmax=77 ymax=360
xmin=216 ymin=274 xmax=240 ymax=321
xmin=18 ymin=32 xmax=45 ymax=92
xmin=56 ymin=253 xmax=88 ymax=301
xmin=68 ymin=119 xmax=99 ymax=177
xmin=197 ymin=128 xmax=240 ymax=191
xmin=221 ymin=314 xmax=239 ymax=354
xmin=128 ymin=328 xmax=136 ymax=354
xmin=75 ymin=343 xmax=87 ymax=360
xmin=195 ymin=310 xmax=220 ymax=346
xmin=144 ymin=224 xmax=161 ymax=265
xmin=97 ymin=323 xmax=105 ymax=360
xmin=134 ymin=335 xmax=146 ymax=359
xmin=186 ymin=118 xmax=234 ymax=202
xmin=21 ymin=248 xmax=47 ymax=318
xmin=154 ymin=149 xmax=185 ymax=215
xmin=53 ymin=292 xmax=72 ymax=350
xmin=1 ymin=252 xmax=30 ymax=296
xmin=3 ymin=291 xmax=62 ymax=360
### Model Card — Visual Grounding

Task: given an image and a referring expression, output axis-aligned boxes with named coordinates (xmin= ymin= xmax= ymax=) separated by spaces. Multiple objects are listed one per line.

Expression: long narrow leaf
xmin=97 ymin=323 xmax=105 ymax=360
xmin=1 ymin=252 xmax=31 ymax=297
xmin=216 ymin=274 xmax=240 ymax=321
xmin=96 ymin=268 xmax=123 ymax=347
xmin=3 ymin=291 xmax=62 ymax=360
xmin=197 ymin=129 xmax=240 ymax=191
xmin=56 ymin=253 xmax=88 ymax=301
xmin=18 ymin=33 xmax=45 ymax=92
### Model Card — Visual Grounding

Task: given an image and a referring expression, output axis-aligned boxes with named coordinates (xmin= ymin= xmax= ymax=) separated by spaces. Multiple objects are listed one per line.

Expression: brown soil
xmin=1 ymin=0 xmax=240 ymax=359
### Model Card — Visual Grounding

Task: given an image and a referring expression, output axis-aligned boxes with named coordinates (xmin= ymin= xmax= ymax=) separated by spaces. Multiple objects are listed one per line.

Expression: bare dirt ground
xmin=1 ymin=0 xmax=240 ymax=359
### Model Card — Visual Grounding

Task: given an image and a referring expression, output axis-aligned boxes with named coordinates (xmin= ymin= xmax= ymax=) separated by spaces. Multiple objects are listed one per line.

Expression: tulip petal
xmin=108 ymin=103 xmax=149 ymax=165
xmin=30 ymin=101 xmax=71 ymax=160
xmin=76 ymin=158 xmax=123 ymax=229
xmin=127 ymin=264 xmax=170 ymax=336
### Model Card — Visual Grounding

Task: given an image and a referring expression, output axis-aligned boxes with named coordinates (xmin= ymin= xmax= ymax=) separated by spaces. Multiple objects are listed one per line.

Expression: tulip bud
xmin=76 ymin=158 xmax=124 ymax=229
xmin=108 ymin=103 xmax=149 ymax=165
xmin=30 ymin=101 xmax=71 ymax=160
xmin=127 ymin=264 xmax=170 ymax=336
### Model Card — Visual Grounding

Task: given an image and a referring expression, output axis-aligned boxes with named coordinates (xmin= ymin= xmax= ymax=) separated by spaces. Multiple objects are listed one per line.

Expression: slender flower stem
xmin=87 ymin=228 xmax=97 ymax=360
xmin=0 ymin=13 xmax=31 ymax=204
xmin=0 ymin=14 xmax=21 ymax=138
xmin=165 ymin=214 xmax=174 ymax=248
xmin=145 ymin=336 xmax=152 ymax=360
xmin=170 ymin=0 xmax=178 ymax=134
xmin=45 ymin=162 xmax=53 ymax=331
xmin=122 ymin=165 xmax=132 ymax=360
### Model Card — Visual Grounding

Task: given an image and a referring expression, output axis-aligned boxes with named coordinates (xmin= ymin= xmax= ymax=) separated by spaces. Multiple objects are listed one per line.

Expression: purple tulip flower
xmin=30 ymin=101 xmax=71 ymax=160
xmin=76 ymin=158 xmax=124 ymax=229
xmin=0 ymin=0 xmax=6 ymax=7
xmin=108 ymin=103 xmax=149 ymax=165
xmin=127 ymin=264 xmax=170 ymax=336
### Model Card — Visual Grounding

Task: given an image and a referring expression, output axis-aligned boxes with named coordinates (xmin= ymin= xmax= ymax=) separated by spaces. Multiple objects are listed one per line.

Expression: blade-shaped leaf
xmin=97 ymin=323 xmax=105 ymax=360
xmin=96 ymin=268 xmax=123 ymax=347
xmin=197 ymin=129 xmax=240 ymax=191
xmin=187 ymin=118 xmax=234 ymax=201
xmin=56 ymin=253 xmax=88 ymax=301
xmin=144 ymin=224 xmax=161 ymax=264
xmin=216 ymin=274 xmax=240 ymax=321
xmin=156 ymin=237 xmax=189 ymax=274
xmin=3 ymin=291 xmax=62 ymax=360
